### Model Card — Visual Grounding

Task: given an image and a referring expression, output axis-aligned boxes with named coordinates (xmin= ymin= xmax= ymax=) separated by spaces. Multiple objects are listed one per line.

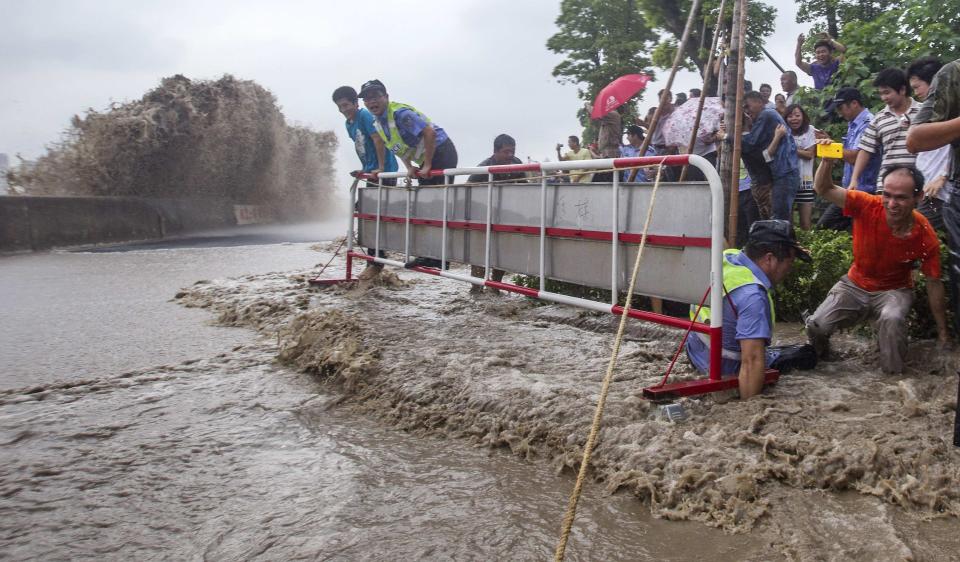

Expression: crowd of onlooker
xmin=576 ymin=34 xmax=954 ymax=246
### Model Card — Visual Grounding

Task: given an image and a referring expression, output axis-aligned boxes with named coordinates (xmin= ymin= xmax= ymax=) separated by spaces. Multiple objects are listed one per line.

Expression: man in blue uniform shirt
xmin=331 ymin=85 xmax=398 ymax=185
xmin=358 ymin=79 xmax=458 ymax=187
xmin=685 ymin=220 xmax=812 ymax=398
xmin=817 ymin=87 xmax=883 ymax=230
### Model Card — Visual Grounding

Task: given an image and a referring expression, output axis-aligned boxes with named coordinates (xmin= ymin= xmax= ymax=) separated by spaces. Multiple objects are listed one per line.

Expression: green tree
xmin=546 ymin=0 xmax=658 ymax=140
xmin=796 ymin=0 xmax=898 ymax=38
xmin=795 ymin=0 xmax=960 ymax=136
xmin=640 ymin=0 xmax=777 ymax=74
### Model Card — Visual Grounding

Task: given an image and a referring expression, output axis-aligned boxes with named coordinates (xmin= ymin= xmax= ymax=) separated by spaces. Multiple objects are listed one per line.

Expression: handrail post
xmin=346 ymin=177 xmax=358 ymax=279
xmin=485 ymin=173 xmax=493 ymax=281
xmin=611 ymin=170 xmax=619 ymax=305
xmin=404 ymin=179 xmax=412 ymax=262
xmin=441 ymin=173 xmax=449 ymax=269
xmin=539 ymin=175 xmax=547 ymax=292
xmin=375 ymin=176 xmax=383 ymax=260
xmin=686 ymin=153 xmax=726 ymax=382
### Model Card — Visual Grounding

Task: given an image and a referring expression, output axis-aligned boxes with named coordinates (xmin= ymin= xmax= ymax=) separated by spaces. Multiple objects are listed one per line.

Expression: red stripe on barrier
xmin=484 ymin=280 xmax=540 ymax=298
xmin=611 ymin=306 xmax=711 ymax=333
xmin=612 ymin=155 xmax=690 ymax=168
xmin=354 ymin=213 xmax=710 ymax=248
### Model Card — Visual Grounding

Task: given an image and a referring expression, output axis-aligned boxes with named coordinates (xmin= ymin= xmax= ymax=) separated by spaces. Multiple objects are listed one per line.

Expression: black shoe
xmin=403 ymin=257 xmax=442 ymax=269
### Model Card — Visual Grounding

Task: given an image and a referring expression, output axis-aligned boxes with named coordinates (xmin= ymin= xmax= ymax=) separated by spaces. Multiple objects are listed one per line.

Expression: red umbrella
xmin=590 ymin=73 xmax=650 ymax=119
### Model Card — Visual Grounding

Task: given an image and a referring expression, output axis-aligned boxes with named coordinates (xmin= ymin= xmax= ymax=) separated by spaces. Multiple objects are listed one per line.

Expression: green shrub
xmin=773 ymin=228 xmax=853 ymax=322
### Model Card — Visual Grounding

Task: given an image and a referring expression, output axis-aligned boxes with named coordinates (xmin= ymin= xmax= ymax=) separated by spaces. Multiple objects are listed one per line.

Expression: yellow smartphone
xmin=816 ymin=142 xmax=844 ymax=159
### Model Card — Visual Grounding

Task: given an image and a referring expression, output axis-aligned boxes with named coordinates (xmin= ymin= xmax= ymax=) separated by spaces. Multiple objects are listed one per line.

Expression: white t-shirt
xmin=792 ymin=128 xmax=816 ymax=182
xmin=916 ymin=145 xmax=953 ymax=201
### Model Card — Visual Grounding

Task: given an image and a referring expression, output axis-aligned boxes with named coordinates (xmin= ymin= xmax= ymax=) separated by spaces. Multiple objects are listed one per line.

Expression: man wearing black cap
xmin=818 ymin=87 xmax=882 ymax=230
xmin=358 ymin=79 xmax=458 ymax=187
xmin=808 ymin=157 xmax=947 ymax=373
xmin=686 ymin=220 xmax=812 ymax=399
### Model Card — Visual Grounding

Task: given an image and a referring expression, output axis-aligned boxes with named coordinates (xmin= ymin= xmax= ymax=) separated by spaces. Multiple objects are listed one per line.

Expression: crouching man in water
xmin=806 ymin=157 xmax=948 ymax=373
xmin=685 ymin=220 xmax=813 ymax=399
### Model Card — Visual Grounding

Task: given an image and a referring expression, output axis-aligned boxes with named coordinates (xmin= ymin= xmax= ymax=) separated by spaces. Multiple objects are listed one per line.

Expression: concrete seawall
xmin=0 ymin=196 xmax=240 ymax=252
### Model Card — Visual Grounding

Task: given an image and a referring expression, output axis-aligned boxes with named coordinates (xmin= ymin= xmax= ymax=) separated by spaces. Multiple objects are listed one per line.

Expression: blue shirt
xmin=811 ymin=59 xmax=840 ymax=90
xmin=347 ymin=108 xmax=398 ymax=173
xmin=685 ymin=251 xmax=774 ymax=375
xmin=619 ymin=144 xmax=656 ymax=181
xmin=842 ymin=108 xmax=881 ymax=192
xmin=741 ymin=108 xmax=799 ymax=179
xmin=376 ymin=107 xmax=450 ymax=152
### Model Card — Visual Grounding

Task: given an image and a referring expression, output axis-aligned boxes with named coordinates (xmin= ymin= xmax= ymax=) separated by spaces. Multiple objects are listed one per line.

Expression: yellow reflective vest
xmin=372 ymin=101 xmax=431 ymax=166
xmin=690 ymin=249 xmax=775 ymax=359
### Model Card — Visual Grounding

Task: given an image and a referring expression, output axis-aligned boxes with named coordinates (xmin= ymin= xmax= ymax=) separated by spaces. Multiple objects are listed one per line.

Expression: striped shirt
xmin=858 ymin=98 xmax=922 ymax=189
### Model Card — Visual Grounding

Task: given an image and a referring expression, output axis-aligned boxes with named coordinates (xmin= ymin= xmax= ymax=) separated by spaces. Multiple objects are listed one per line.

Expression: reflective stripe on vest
xmin=372 ymin=101 xmax=431 ymax=166
xmin=690 ymin=249 xmax=775 ymax=360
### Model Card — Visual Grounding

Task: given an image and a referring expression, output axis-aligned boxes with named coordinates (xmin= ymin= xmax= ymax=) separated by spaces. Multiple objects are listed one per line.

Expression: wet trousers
xmin=944 ymin=185 xmax=960 ymax=333
xmin=771 ymin=171 xmax=800 ymax=223
xmin=805 ymin=275 xmax=913 ymax=373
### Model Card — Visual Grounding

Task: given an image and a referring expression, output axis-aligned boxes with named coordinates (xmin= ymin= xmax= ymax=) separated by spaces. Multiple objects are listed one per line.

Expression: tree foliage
xmin=547 ymin=0 xmax=777 ymax=138
xmin=640 ymin=0 xmax=777 ymax=73
xmin=796 ymin=0 xmax=898 ymax=38
xmin=546 ymin=0 xmax=657 ymax=138
xmin=794 ymin=0 xmax=960 ymax=137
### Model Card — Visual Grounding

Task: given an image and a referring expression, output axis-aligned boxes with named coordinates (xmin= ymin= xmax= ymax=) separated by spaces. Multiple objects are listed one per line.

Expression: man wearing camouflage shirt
xmin=908 ymin=58 xmax=960 ymax=333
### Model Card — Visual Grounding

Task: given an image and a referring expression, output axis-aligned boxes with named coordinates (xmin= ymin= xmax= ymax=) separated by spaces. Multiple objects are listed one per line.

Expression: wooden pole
xmin=721 ymin=0 xmax=748 ymax=246
xmin=628 ymin=0 xmax=704 ymax=182
xmin=760 ymin=45 xmax=786 ymax=74
xmin=679 ymin=0 xmax=727 ymax=182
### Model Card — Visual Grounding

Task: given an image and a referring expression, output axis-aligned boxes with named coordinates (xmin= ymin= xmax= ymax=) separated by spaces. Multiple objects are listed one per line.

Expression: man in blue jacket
xmin=740 ymin=91 xmax=800 ymax=222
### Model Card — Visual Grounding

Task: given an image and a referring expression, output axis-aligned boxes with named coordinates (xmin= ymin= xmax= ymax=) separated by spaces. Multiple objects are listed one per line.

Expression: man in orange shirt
xmin=806 ymin=157 xmax=948 ymax=373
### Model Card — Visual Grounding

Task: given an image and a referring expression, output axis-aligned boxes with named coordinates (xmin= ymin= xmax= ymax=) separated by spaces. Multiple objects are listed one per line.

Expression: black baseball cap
xmin=823 ymin=87 xmax=863 ymax=113
xmin=358 ymin=79 xmax=387 ymax=98
xmin=748 ymin=220 xmax=812 ymax=262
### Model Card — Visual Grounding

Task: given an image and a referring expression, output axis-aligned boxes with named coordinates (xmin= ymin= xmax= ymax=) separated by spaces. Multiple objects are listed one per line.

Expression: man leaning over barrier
xmin=466 ymin=134 xmax=525 ymax=294
xmin=360 ymin=78 xmax=459 ymax=270
xmin=685 ymin=220 xmax=814 ymax=399
xmin=806 ymin=157 xmax=948 ymax=373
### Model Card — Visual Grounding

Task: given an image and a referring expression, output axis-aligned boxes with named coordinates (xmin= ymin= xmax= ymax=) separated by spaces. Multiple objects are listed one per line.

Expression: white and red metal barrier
xmin=311 ymin=155 xmax=778 ymax=398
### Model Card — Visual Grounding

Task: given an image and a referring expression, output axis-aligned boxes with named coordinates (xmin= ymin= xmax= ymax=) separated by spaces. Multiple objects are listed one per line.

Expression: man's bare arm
xmin=907 ymin=118 xmax=960 ymax=152
xmin=371 ymin=133 xmax=387 ymax=173
xmin=795 ymin=34 xmax=812 ymax=76
xmin=418 ymin=126 xmax=437 ymax=177
xmin=738 ymin=338 xmax=766 ymax=399
xmin=847 ymin=148 xmax=871 ymax=190
xmin=813 ymin=154 xmax=847 ymax=207
xmin=842 ymin=146 xmax=860 ymax=165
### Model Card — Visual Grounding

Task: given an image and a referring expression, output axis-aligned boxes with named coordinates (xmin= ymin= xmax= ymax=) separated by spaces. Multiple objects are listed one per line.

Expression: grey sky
xmin=1 ymin=0 xmax=808 ymax=181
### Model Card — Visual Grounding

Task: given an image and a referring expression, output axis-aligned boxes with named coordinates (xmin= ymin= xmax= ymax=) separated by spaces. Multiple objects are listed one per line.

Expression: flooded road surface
xmin=0 ymin=223 xmax=760 ymax=561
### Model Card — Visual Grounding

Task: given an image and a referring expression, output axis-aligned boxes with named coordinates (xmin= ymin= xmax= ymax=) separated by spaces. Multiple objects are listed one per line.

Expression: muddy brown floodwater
xmin=1 ymin=224 xmax=768 ymax=561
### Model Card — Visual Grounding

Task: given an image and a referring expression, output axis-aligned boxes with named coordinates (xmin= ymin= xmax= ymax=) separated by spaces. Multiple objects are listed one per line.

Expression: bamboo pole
xmin=627 ymin=0 xmax=704 ymax=182
xmin=679 ymin=0 xmax=727 ymax=182
xmin=726 ymin=0 xmax=748 ymax=245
